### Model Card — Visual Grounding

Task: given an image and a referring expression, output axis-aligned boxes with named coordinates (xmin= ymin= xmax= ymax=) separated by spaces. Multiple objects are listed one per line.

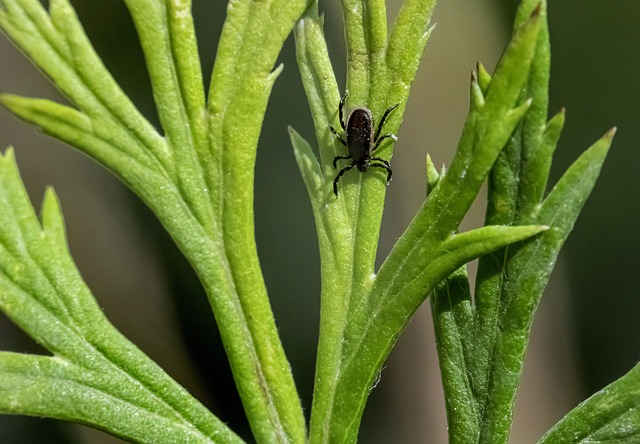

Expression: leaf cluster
xmin=0 ymin=0 xmax=635 ymax=443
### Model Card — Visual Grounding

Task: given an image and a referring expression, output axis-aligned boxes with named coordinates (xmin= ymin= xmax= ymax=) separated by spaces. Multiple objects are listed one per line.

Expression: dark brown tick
xmin=330 ymin=91 xmax=399 ymax=196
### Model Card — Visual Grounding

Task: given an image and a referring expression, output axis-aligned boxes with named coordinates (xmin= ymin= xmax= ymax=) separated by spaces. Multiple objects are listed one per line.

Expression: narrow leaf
xmin=289 ymin=126 xmax=323 ymax=207
xmin=305 ymin=12 xmax=544 ymax=441
xmin=0 ymin=0 xmax=169 ymax=169
xmin=0 ymin=352 xmax=244 ymax=444
xmin=418 ymin=225 xmax=549 ymax=298
xmin=483 ymin=6 xmax=542 ymax=116
xmin=477 ymin=129 xmax=614 ymax=444
xmin=471 ymin=4 xmax=552 ymax=433
xmin=293 ymin=3 xmax=341 ymax=169
xmin=538 ymin=362 xmax=640 ymax=444
xmin=321 ymin=225 xmax=546 ymax=444
xmin=517 ymin=108 xmax=565 ymax=216
xmin=426 ymin=153 xmax=440 ymax=196
xmin=537 ymin=128 xmax=614 ymax=228
xmin=3 ymin=0 xmax=311 ymax=441
xmin=202 ymin=0 xmax=312 ymax=441
xmin=0 ymin=149 xmax=243 ymax=444
xmin=121 ymin=0 xmax=214 ymax=228
xmin=476 ymin=62 xmax=491 ymax=94
xmin=0 ymin=94 xmax=160 ymax=175
xmin=431 ymin=266 xmax=478 ymax=443
xmin=387 ymin=0 xmax=437 ymax=96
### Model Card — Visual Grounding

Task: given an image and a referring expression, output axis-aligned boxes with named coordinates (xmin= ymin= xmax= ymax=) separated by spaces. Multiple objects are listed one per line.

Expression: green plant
xmin=0 ymin=0 xmax=636 ymax=443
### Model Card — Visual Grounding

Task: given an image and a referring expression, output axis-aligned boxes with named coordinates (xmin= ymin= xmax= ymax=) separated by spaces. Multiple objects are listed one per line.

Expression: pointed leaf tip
xmin=532 ymin=2 xmax=542 ymax=18
xmin=41 ymin=187 xmax=67 ymax=242
xmin=550 ymin=108 xmax=566 ymax=124
xmin=268 ymin=63 xmax=285 ymax=83
xmin=426 ymin=154 xmax=440 ymax=196
xmin=476 ymin=62 xmax=491 ymax=93
xmin=289 ymin=126 xmax=323 ymax=202
xmin=506 ymin=97 xmax=534 ymax=122
xmin=1 ymin=146 xmax=16 ymax=160
xmin=428 ymin=224 xmax=549 ymax=289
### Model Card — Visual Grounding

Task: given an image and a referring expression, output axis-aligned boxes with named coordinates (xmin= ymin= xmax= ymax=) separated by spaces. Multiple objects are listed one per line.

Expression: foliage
xmin=0 ymin=0 xmax=633 ymax=443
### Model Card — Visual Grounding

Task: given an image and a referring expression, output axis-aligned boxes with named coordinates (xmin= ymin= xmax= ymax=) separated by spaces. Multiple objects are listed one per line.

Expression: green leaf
xmin=289 ymin=126 xmax=323 ymax=208
xmin=203 ymin=0 xmax=311 ymax=440
xmin=387 ymin=0 xmax=437 ymax=97
xmin=0 ymin=94 xmax=167 ymax=187
xmin=424 ymin=4 xmax=621 ymax=443
xmin=472 ymin=3 xmax=552 ymax=420
xmin=0 ymin=149 xmax=243 ymax=444
xmin=1 ymin=0 xmax=310 ymax=441
xmin=122 ymin=0 xmax=212 ymax=228
xmin=340 ymin=0 xmax=388 ymax=105
xmin=537 ymin=129 xmax=614 ymax=229
xmin=431 ymin=266 xmax=478 ymax=443
xmin=293 ymin=0 xmax=438 ymax=441
xmin=428 ymin=225 xmax=548 ymax=286
xmin=462 ymin=1 xmax=616 ymax=440
xmin=293 ymin=4 xmax=341 ymax=169
xmin=0 ymin=352 xmax=244 ymax=444
xmin=476 ymin=62 xmax=492 ymax=94
xmin=538 ymin=362 xmax=640 ymax=444
xmin=374 ymin=8 xmax=542 ymax=309
xmin=0 ymin=0 xmax=170 ymax=170
xmin=517 ymin=108 xmax=565 ymax=216
xmin=425 ymin=154 xmax=440 ymax=196
xmin=291 ymin=2 xmax=542 ymax=441
xmin=475 ymin=117 xmax=614 ymax=444
xmin=317 ymin=224 xmax=545 ymax=443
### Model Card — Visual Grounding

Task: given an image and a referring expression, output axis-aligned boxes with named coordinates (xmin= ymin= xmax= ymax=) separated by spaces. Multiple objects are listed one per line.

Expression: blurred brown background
xmin=1 ymin=0 xmax=638 ymax=442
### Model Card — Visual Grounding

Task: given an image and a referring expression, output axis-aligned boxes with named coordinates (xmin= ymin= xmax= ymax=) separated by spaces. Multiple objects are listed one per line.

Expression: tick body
xmin=330 ymin=91 xmax=399 ymax=196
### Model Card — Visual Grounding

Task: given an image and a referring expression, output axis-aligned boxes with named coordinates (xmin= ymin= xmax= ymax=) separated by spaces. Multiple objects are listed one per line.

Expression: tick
xmin=330 ymin=91 xmax=399 ymax=196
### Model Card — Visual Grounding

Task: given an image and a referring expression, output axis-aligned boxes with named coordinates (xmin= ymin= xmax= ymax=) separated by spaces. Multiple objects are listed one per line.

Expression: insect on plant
xmin=330 ymin=91 xmax=400 ymax=196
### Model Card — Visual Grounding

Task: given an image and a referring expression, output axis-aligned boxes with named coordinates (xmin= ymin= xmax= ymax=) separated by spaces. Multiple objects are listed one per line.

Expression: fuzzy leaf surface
xmin=538 ymin=362 xmax=640 ymax=444
xmin=0 ymin=0 xmax=310 ymax=441
xmin=0 ymin=149 xmax=242 ymax=444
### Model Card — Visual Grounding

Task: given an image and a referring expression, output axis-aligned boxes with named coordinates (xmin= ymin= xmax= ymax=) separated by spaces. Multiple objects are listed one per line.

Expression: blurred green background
xmin=1 ymin=0 xmax=638 ymax=442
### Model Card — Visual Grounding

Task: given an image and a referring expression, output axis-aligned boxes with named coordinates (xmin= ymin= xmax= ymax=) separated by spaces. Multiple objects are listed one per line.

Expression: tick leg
xmin=333 ymin=162 xmax=356 ymax=196
xmin=333 ymin=155 xmax=352 ymax=168
xmin=339 ymin=90 xmax=349 ymax=130
xmin=372 ymin=133 xmax=398 ymax=152
xmin=374 ymin=103 xmax=400 ymax=141
xmin=369 ymin=162 xmax=393 ymax=184
xmin=370 ymin=157 xmax=390 ymax=168
xmin=330 ymin=126 xmax=347 ymax=146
